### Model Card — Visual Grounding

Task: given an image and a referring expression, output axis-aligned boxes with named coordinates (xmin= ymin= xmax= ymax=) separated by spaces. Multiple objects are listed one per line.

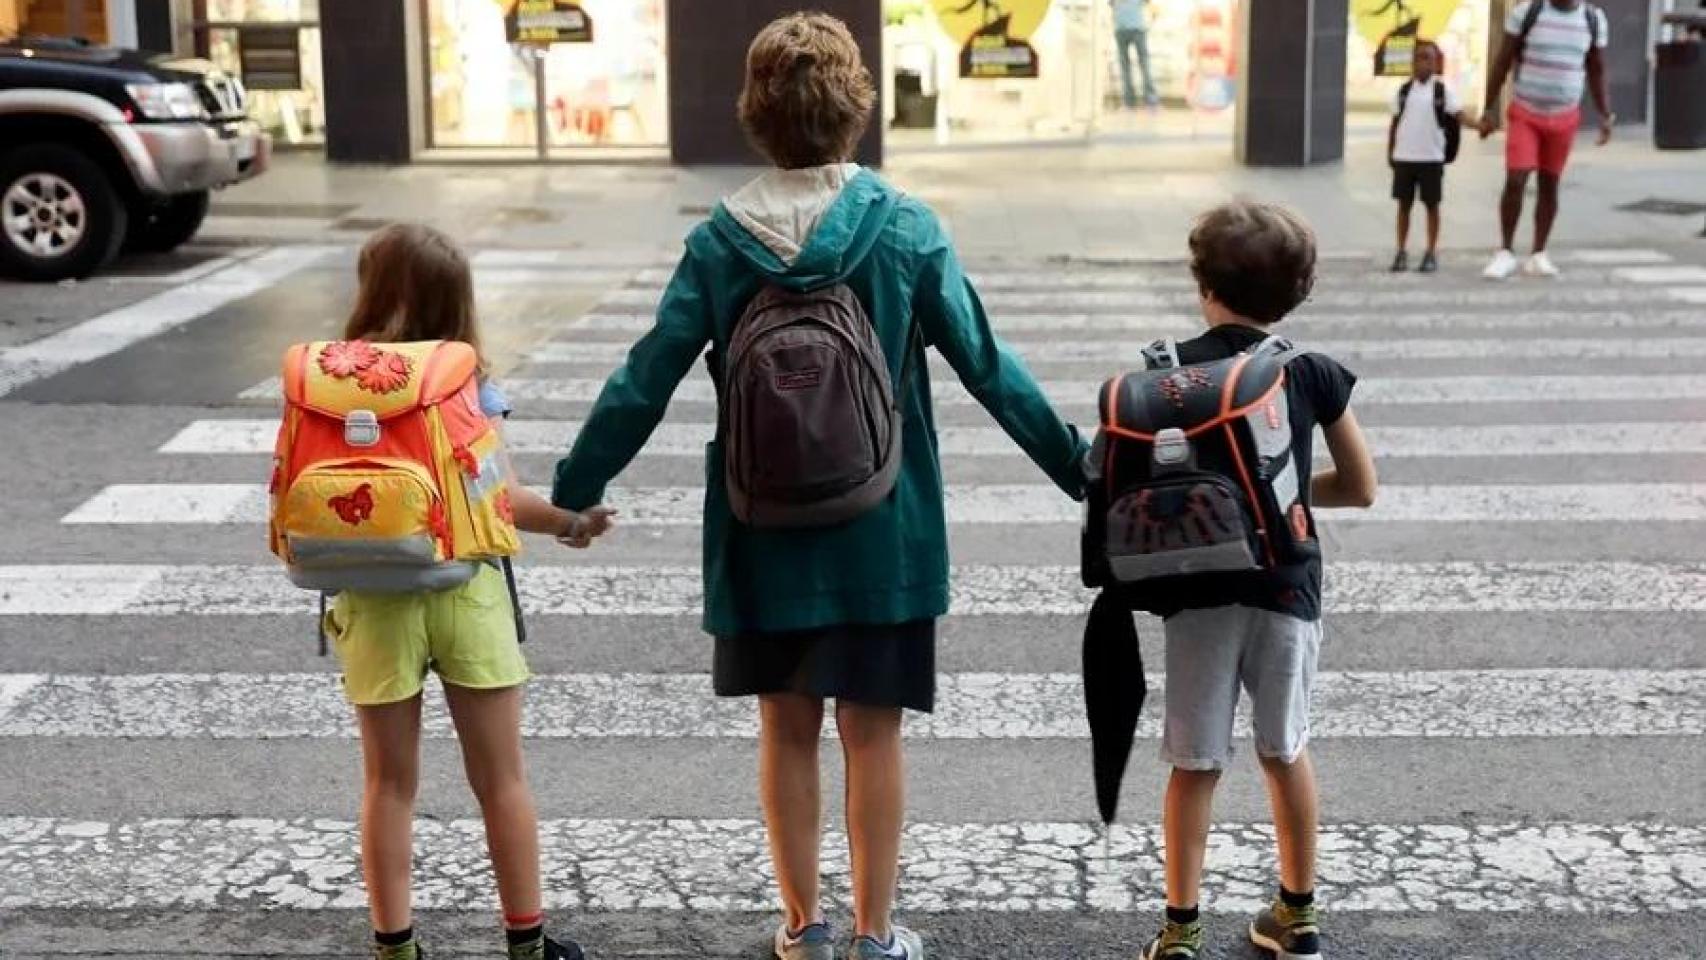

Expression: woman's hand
xmin=557 ymin=505 xmax=617 ymax=548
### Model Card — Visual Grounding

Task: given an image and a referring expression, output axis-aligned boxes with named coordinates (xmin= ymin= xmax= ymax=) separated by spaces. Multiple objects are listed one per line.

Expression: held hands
xmin=556 ymin=505 xmax=617 ymax=549
xmin=1477 ymin=111 xmax=1501 ymax=140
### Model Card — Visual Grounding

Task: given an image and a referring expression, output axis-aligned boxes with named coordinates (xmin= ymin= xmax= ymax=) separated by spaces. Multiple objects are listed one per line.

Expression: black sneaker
xmin=1249 ymin=898 xmax=1321 ymax=959
xmin=1418 ymin=252 xmax=1439 ymax=274
xmin=1140 ymin=919 xmax=1202 ymax=959
xmin=1389 ymin=250 xmax=1409 ymax=273
xmin=509 ymin=934 xmax=584 ymax=960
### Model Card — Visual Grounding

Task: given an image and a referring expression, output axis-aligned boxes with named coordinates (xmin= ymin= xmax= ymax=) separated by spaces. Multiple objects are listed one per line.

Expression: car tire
xmin=0 ymin=143 xmax=128 ymax=282
xmin=127 ymin=190 xmax=211 ymax=254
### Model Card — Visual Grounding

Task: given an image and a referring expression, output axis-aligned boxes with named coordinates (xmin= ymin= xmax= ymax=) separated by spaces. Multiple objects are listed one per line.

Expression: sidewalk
xmin=206 ymin=130 xmax=1706 ymax=261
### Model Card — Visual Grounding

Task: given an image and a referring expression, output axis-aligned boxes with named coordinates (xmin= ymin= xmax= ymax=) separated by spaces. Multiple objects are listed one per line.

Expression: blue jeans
xmin=1114 ymin=27 xmax=1158 ymax=107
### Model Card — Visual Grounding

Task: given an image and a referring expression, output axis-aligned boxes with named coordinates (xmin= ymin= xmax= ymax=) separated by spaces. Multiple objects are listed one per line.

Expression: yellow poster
xmin=930 ymin=0 xmax=1053 ymax=78
xmin=1353 ymin=0 xmax=1464 ymax=75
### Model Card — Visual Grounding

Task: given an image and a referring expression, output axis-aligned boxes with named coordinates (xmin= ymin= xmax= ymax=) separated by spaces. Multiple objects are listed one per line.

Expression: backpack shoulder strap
xmin=1585 ymin=3 xmax=1599 ymax=51
xmin=1141 ymin=337 xmax=1181 ymax=370
xmin=1254 ymin=334 xmax=1311 ymax=367
xmin=1519 ymin=0 xmax=1544 ymax=40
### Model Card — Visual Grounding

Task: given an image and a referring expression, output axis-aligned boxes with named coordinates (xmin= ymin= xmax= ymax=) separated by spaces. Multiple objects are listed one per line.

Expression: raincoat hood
xmin=711 ymin=164 xmax=900 ymax=291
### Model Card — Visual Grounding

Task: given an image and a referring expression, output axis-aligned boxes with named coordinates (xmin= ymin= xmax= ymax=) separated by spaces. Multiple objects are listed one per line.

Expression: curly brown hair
xmin=1188 ymin=200 xmax=1318 ymax=324
xmin=737 ymin=12 xmax=874 ymax=169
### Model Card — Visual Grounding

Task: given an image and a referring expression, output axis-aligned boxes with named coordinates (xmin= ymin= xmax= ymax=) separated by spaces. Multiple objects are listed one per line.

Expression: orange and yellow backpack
xmin=268 ymin=339 xmax=521 ymax=599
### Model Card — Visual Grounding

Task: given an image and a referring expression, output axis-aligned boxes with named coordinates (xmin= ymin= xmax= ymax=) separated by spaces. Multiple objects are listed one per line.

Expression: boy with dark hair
xmin=1138 ymin=201 xmax=1378 ymax=960
xmin=1388 ymin=41 xmax=1465 ymax=274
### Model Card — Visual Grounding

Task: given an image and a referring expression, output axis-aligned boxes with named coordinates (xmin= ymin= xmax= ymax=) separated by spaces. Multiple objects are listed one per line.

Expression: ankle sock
xmin=375 ymin=928 xmax=414 ymax=948
xmin=1165 ymin=904 xmax=1200 ymax=925
xmin=506 ymin=923 xmax=544 ymax=948
xmin=1280 ymin=886 xmax=1315 ymax=909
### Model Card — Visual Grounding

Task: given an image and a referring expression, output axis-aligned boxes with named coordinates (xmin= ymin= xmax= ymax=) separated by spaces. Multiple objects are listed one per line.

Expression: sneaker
xmin=1140 ymin=920 xmax=1203 ymax=959
xmin=1250 ymin=899 xmax=1322 ymax=960
xmin=849 ymin=925 xmax=923 ymax=960
xmin=374 ymin=942 xmax=422 ymax=960
xmin=1482 ymin=248 xmax=1519 ymax=280
xmin=1418 ymin=252 xmax=1439 ymax=274
xmin=1523 ymin=251 xmax=1561 ymax=278
xmin=1389 ymin=250 xmax=1409 ymax=273
xmin=508 ymin=934 xmax=584 ymax=960
xmin=776 ymin=921 xmax=835 ymax=960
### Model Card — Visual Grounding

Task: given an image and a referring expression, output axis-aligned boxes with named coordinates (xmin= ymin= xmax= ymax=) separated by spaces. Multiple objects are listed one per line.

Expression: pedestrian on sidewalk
xmin=1478 ymin=0 xmax=1614 ymax=280
xmin=1388 ymin=41 xmax=1465 ymax=274
xmin=1131 ymin=202 xmax=1378 ymax=960
xmin=326 ymin=225 xmax=614 ymax=960
xmin=550 ymin=14 xmax=1087 ymax=960
xmin=1112 ymin=0 xmax=1160 ymax=109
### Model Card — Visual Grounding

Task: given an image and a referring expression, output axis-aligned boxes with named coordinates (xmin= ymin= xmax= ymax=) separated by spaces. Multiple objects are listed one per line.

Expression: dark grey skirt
xmin=712 ymin=619 xmax=937 ymax=713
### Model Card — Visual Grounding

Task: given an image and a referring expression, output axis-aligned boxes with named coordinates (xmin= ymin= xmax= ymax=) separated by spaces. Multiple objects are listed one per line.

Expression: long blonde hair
xmin=344 ymin=223 xmax=484 ymax=366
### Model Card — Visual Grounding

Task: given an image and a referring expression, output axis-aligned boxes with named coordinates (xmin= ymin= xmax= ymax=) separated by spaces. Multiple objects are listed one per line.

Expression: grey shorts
xmin=1162 ymin=604 xmax=1323 ymax=771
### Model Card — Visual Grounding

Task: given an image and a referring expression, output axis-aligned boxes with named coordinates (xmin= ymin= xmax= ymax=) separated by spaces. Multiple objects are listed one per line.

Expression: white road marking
xmin=530 ymin=337 xmax=1706 ymax=367
xmin=1568 ymin=249 xmax=1674 ymax=265
xmin=0 ymin=562 xmax=1700 ymax=616
xmin=1667 ymin=288 xmax=1706 ymax=305
xmin=161 ymin=419 xmax=1706 ymax=459
xmin=568 ymin=309 xmax=1706 ymax=334
xmin=1 ymin=816 xmax=1702 ymax=912
xmin=61 ymin=483 xmax=1706 ymax=527
xmin=236 ymin=372 xmax=1706 ymax=408
xmin=470 ymin=248 xmax=674 ymax=268
xmin=0 ymin=246 xmax=338 ymax=397
xmin=1614 ymin=266 xmax=1706 ymax=285
xmin=2 ymin=669 xmax=1699 ymax=740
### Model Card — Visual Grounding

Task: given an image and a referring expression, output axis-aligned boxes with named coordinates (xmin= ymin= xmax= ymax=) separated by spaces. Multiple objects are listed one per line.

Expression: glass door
xmin=423 ymin=0 xmax=667 ymax=158
xmin=195 ymin=0 xmax=326 ymax=146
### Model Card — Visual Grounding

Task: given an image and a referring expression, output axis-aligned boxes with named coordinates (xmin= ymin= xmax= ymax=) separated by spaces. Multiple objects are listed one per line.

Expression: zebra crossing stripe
xmin=1668 ymin=288 xmax=1706 ymax=305
xmin=1566 ymin=248 xmax=1674 ymax=265
xmin=237 ymin=373 xmax=1706 ymax=407
xmin=0 ymin=669 xmax=1699 ymax=740
xmin=160 ymin=419 xmax=1706 ymax=458
xmin=2 ymin=816 xmax=1702 ymax=912
xmin=595 ymin=286 xmax=1694 ymax=312
xmin=568 ymin=309 xmax=1706 ymax=334
xmin=1614 ymin=266 xmax=1706 ymax=285
xmin=529 ymin=337 xmax=1706 ymax=367
xmin=0 ymin=563 xmax=1700 ymax=616
xmin=471 ymin=248 xmax=674 ymax=268
xmin=59 ymin=483 xmax=1706 ymax=526
xmin=0 ymin=246 xmax=337 ymax=398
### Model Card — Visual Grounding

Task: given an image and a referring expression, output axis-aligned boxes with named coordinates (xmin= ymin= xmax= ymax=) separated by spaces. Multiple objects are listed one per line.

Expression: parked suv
xmin=0 ymin=37 xmax=270 ymax=281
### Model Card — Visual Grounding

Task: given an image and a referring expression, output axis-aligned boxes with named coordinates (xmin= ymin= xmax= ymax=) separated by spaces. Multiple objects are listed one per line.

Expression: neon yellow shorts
xmin=326 ymin=565 xmax=529 ymax=706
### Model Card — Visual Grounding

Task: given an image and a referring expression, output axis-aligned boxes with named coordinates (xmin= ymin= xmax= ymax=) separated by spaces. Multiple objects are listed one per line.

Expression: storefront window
xmin=198 ymin=0 xmax=325 ymax=146
xmin=425 ymin=0 xmax=667 ymax=153
xmin=1346 ymin=0 xmax=1491 ymax=131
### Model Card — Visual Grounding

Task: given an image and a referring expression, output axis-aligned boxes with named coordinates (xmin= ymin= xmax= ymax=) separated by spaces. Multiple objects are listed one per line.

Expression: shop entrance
xmin=422 ymin=0 xmax=667 ymax=159
xmin=193 ymin=0 xmax=325 ymax=148
xmin=882 ymin=0 xmax=1242 ymax=150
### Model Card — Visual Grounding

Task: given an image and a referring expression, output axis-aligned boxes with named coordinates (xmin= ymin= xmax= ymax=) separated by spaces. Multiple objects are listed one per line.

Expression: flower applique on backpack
xmin=268 ymin=340 xmax=523 ymax=646
xmin=1081 ymin=335 xmax=1320 ymax=612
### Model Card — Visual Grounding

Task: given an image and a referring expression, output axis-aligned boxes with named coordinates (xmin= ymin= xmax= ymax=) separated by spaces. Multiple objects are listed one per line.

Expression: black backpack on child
xmin=1400 ymin=79 xmax=1461 ymax=163
xmin=1081 ymin=336 xmax=1320 ymax=612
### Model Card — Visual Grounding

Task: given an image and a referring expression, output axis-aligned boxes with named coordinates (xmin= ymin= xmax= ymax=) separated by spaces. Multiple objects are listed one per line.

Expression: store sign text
xmin=506 ymin=0 xmax=594 ymax=44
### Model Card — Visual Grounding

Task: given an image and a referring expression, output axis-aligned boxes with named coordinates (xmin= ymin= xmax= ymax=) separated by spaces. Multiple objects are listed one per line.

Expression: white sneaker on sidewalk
xmin=1524 ymin=251 xmax=1561 ymax=278
xmin=1482 ymin=249 xmax=1520 ymax=280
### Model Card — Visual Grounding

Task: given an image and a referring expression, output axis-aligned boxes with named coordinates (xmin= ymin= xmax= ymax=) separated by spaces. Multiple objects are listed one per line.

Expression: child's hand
xmin=557 ymin=505 xmax=617 ymax=549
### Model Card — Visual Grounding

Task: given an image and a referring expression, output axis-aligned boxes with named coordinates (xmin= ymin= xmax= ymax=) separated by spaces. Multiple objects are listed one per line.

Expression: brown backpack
xmin=720 ymin=283 xmax=918 ymax=528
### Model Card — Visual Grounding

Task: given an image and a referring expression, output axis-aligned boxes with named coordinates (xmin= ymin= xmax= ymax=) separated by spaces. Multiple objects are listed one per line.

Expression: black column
xmin=134 ymin=0 xmax=175 ymax=52
xmin=1236 ymin=0 xmax=1349 ymax=167
xmin=666 ymin=0 xmax=883 ymax=166
xmin=1597 ymin=0 xmax=1650 ymax=124
xmin=320 ymin=0 xmax=419 ymax=163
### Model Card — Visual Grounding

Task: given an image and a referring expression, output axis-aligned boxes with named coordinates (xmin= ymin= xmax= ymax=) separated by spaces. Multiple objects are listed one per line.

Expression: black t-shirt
xmin=1149 ymin=324 xmax=1358 ymax=622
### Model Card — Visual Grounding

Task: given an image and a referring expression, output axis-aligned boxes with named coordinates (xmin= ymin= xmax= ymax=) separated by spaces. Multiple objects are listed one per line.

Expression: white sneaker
xmin=1524 ymin=251 xmax=1562 ymax=278
xmin=849 ymin=926 xmax=924 ymax=960
xmin=775 ymin=921 xmax=835 ymax=960
xmin=1482 ymin=249 xmax=1520 ymax=281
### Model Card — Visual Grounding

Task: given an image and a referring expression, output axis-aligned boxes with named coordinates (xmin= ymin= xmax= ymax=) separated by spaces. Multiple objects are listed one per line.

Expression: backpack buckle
xmin=344 ymin=410 xmax=380 ymax=447
xmin=1153 ymin=428 xmax=1191 ymax=468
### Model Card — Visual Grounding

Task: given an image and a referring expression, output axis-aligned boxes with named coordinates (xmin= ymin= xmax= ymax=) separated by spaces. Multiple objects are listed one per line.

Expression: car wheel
xmin=127 ymin=190 xmax=211 ymax=254
xmin=0 ymin=143 xmax=128 ymax=282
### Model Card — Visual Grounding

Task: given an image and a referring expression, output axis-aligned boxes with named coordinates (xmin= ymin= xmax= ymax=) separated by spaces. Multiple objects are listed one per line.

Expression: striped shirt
xmin=1507 ymin=0 xmax=1609 ymax=114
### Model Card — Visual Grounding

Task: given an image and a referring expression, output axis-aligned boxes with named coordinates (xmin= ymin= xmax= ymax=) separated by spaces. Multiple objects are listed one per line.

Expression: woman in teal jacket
xmin=552 ymin=15 xmax=1085 ymax=960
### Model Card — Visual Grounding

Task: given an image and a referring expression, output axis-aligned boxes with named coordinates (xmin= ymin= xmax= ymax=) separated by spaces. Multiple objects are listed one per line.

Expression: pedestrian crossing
xmin=4 ymin=243 xmax=1706 ymax=953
